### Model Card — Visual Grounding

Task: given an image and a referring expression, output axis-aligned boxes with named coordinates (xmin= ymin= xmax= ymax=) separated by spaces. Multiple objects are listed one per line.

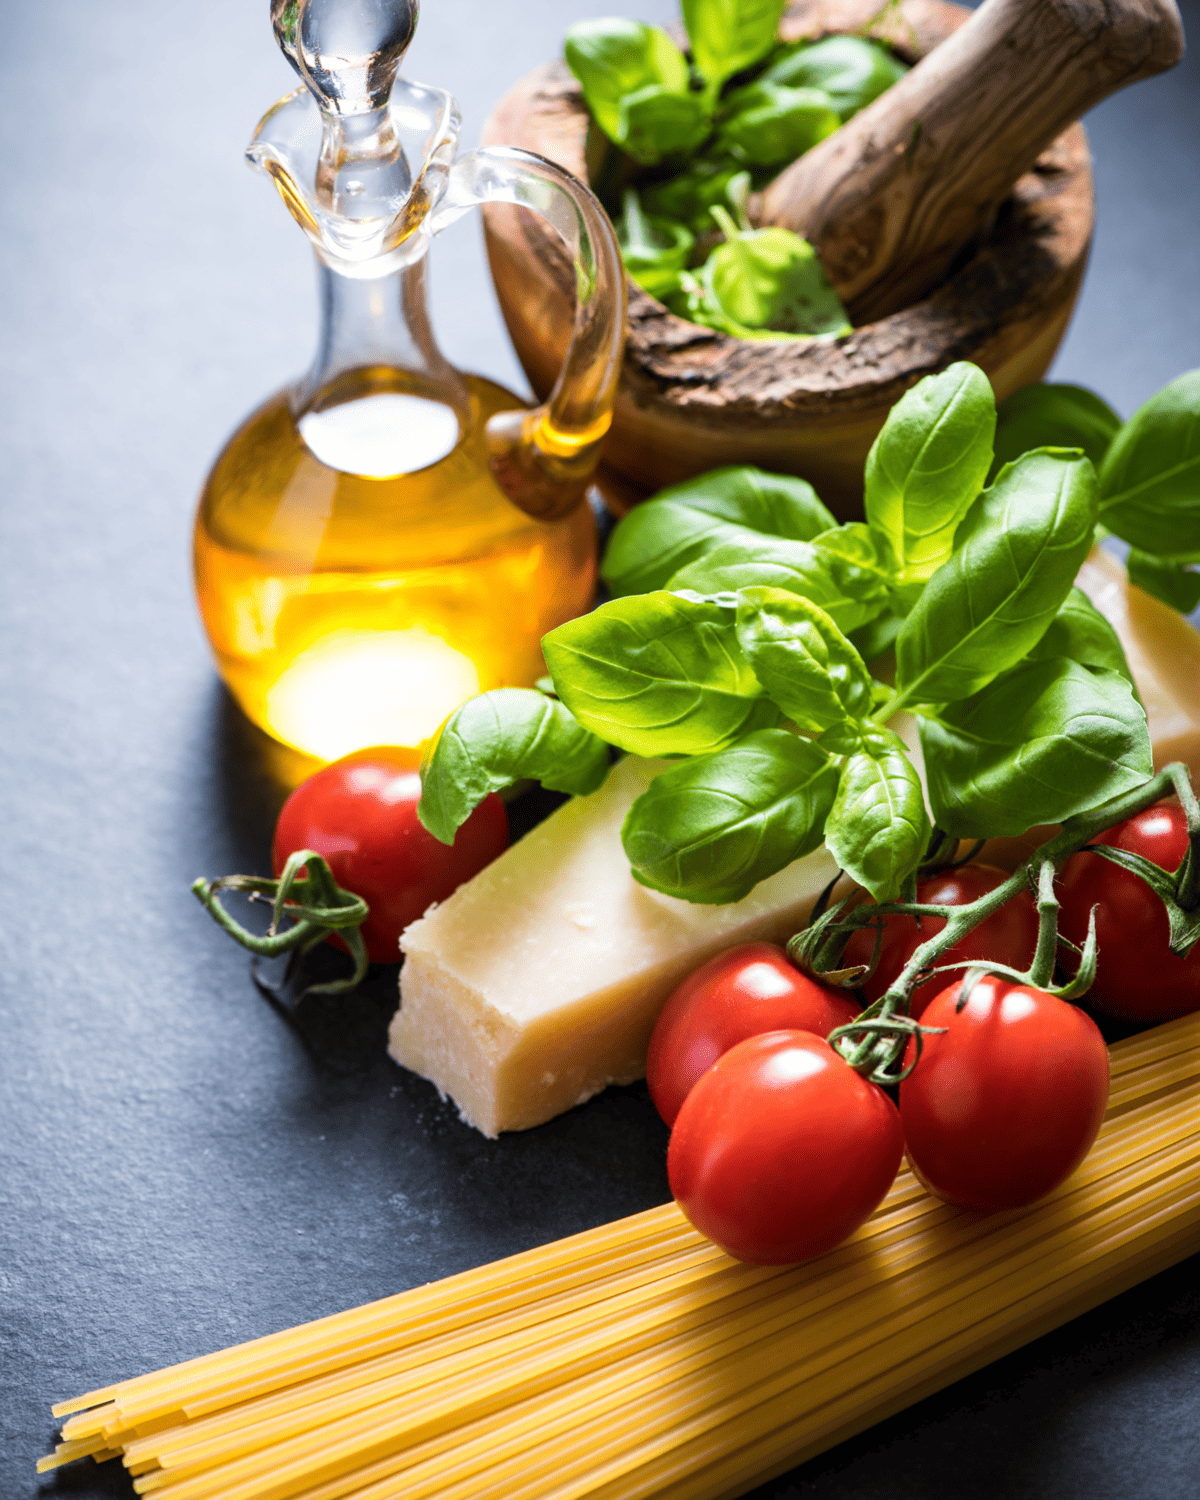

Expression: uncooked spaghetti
xmin=42 ymin=1012 xmax=1200 ymax=1500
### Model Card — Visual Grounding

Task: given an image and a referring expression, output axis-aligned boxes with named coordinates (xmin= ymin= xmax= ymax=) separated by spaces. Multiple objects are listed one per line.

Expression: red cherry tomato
xmin=1057 ymin=801 xmax=1200 ymax=1023
xmin=272 ymin=747 xmax=508 ymax=964
xmin=646 ymin=943 xmax=860 ymax=1126
xmin=900 ymin=977 xmax=1109 ymax=1211
xmin=842 ymin=863 xmax=1039 ymax=1018
xmin=668 ymin=1030 xmax=904 ymax=1265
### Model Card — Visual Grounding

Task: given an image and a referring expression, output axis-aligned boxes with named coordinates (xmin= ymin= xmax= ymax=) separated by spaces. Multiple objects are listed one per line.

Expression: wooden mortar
xmin=481 ymin=0 xmax=1183 ymax=516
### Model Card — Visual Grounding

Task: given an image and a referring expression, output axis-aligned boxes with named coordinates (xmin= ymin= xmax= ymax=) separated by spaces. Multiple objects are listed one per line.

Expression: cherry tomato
xmin=1057 ymin=801 xmax=1200 ymax=1023
xmin=668 ymin=1030 xmax=904 ymax=1265
xmin=842 ymin=863 xmax=1039 ymax=1018
xmin=272 ymin=747 xmax=508 ymax=964
xmin=646 ymin=943 xmax=860 ymax=1126
xmin=900 ymin=977 xmax=1109 ymax=1211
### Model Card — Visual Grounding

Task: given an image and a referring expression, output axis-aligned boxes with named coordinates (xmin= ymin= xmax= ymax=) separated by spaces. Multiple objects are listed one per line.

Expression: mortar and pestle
xmin=482 ymin=0 xmax=1184 ymax=516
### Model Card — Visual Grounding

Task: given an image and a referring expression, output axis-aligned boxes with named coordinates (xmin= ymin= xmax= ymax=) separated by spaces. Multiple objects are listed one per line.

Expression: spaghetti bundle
xmin=43 ymin=1011 xmax=1200 ymax=1500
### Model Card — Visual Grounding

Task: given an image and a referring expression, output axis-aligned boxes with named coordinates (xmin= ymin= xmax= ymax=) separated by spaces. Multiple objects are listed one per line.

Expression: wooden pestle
xmin=761 ymin=0 xmax=1184 ymax=325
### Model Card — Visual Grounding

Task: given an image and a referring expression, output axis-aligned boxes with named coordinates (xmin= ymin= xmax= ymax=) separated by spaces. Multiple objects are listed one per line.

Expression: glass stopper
xmin=270 ymin=0 xmax=421 ymax=213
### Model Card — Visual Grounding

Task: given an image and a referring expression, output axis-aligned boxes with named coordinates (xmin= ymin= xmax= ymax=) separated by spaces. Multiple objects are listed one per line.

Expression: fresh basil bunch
xmin=564 ymin=6 xmax=908 ymax=336
xmin=991 ymin=371 xmax=1200 ymax=614
xmin=419 ymin=360 xmax=1183 ymax=909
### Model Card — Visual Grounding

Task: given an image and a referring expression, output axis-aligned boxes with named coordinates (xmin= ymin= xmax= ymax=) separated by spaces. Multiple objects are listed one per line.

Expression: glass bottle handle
xmin=434 ymin=147 xmax=626 ymax=522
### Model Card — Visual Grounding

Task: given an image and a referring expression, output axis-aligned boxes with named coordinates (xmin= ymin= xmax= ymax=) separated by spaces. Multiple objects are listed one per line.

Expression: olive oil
xmin=194 ymin=370 xmax=595 ymax=763
xmin=193 ymin=0 xmax=623 ymax=771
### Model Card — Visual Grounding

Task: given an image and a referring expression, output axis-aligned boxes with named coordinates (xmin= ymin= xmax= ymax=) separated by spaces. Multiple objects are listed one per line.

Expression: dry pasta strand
xmin=44 ymin=1012 xmax=1200 ymax=1500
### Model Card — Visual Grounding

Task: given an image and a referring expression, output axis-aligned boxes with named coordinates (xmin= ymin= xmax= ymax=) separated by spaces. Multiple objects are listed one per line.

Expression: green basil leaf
xmin=617 ymin=188 xmax=694 ymax=298
xmin=668 ymin=535 xmax=878 ymax=633
xmin=1125 ymin=548 xmax=1200 ymax=614
xmin=618 ymin=84 xmax=713 ymax=164
xmin=864 ymin=362 xmax=997 ymax=595
xmin=894 ymin=448 xmax=1098 ymax=706
xmin=760 ymin=35 xmax=908 ymax=118
xmin=1099 ymin=370 xmax=1200 ymax=553
xmin=703 ymin=209 xmax=851 ymax=336
xmin=919 ymin=658 xmax=1151 ymax=838
xmin=542 ymin=591 xmax=778 ymax=756
xmin=621 ymin=728 xmax=837 ymax=903
xmin=735 ymin=586 xmax=874 ymax=732
xmin=564 ymin=20 xmax=690 ymax=147
xmin=642 ymin=159 xmax=743 ymax=234
xmin=682 ymin=0 xmax=786 ymax=93
xmin=601 ymin=466 xmax=835 ymax=597
xmin=810 ymin=523 xmax=893 ymax=618
xmin=990 ymin=382 xmax=1121 ymax=482
xmin=1026 ymin=585 xmax=1137 ymax=688
xmin=666 ymin=269 xmax=796 ymax=340
xmin=824 ymin=727 xmax=930 ymax=902
xmin=716 ymin=83 xmax=840 ymax=168
xmin=418 ymin=689 xmax=611 ymax=844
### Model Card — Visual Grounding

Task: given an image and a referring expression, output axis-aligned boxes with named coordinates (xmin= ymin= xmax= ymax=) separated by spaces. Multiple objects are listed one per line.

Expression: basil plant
xmin=416 ymin=361 xmax=1200 ymax=909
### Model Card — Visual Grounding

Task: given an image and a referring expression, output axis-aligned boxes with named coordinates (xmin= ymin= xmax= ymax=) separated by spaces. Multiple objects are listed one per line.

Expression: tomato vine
xmin=793 ymin=760 xmax=1200 ymax=1086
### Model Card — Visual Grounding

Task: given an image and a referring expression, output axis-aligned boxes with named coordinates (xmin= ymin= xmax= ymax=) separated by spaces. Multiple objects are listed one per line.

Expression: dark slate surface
xmin=3 ymin=2 xmax=1199 ymax=1496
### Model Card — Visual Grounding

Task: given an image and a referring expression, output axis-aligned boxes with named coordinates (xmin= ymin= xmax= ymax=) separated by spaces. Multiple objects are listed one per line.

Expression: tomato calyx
xmin=191 ymin=849 xmax=370 ymax=998
xmin=790 ymin=762 xmax=1199 ymax=1086
xmin=1074 ymin=771 xmax=1200 ymax=957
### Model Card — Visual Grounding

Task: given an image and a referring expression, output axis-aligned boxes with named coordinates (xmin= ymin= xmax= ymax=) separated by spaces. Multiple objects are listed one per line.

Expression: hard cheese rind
xmin=390 ymin=755 xmax=837 ymax=1135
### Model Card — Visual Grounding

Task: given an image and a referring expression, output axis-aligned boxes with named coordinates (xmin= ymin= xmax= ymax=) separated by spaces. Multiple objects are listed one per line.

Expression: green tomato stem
xmin=817 ymin=761 xmax=1192 ymax=1082
xmin=191 ymin=849 xmax=371 ymax=997
xmin=1027 ymin=858 xmax=1060 ymax=989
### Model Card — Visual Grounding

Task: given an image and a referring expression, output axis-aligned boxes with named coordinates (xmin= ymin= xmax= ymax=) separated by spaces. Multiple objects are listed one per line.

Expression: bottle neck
xmin=294 ymin=252 xmax=468 ymax=414
xmin=291 ymin=252 xmax=472 ymax=477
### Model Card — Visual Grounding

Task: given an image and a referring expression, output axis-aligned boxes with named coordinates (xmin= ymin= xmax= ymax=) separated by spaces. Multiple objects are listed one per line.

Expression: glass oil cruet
xmin=193 ymin=0 xmax=625 ymax=767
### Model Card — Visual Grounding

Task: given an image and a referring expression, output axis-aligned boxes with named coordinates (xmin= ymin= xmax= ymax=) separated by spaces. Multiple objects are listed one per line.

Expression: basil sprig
xmin=418 ymin=359 xmax=1192 ymax=908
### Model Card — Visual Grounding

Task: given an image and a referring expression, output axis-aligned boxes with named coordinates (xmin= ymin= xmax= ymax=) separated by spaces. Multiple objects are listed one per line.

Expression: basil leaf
xmin=824 ymin=727 xmax=930 ymax=902
xmin=542 ymin=591 xmax=778 ymax=756
xmin=563 ymin=20 xmax=691 ymax=152
xmin=990 ymin=383 xmax=1121 ymax=482
xmin=1099 ymin=370 xmax=1200 ymax=553
xmin=760 ymin=35 xmax=908 ymax=119
xmin=894 ymin=448 xmax=1098 ymax=706
xmin=703 ymin=208 xmax=851 ymax=337
xmin=919 ymin=658 xmax=1151 ymax=839
xmin=682 ymin=0 xmax=786 ymax=93
xmin=735 ymin=586 xmax=874 ymax=732
xmin=668 ymin=536 xmax=878 ymax=633
xmin=642 ymin=159 xmax=744 ymax=234
xmin=811 ymin=522 xmax=893 ymax=618
xmin=1126 ymin=548 xmax=1200 ymax=614
xmin=864 ymin=362 xmax=996 ymax=597
xmin=716 ymin=82 xmax=840 ymax=168
xmin=621 ymin=728 xmax=837 ymax=903
xmin=617 ymin=188 xmax=694 ymax=299
xmin=1027 ymin=585 xmax=1137 ymax=688
xmin=418 ymin=689 xmax=611 ymax=844
xmin=618 ymin=85 xmax=713 ymax=164
xmin=601 ymin=466 xmax=835 ymax=597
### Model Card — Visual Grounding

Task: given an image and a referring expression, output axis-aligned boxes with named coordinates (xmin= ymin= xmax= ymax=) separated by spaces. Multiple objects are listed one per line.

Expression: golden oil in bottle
xmin=195 ymin=366 xmax=596 ymax=764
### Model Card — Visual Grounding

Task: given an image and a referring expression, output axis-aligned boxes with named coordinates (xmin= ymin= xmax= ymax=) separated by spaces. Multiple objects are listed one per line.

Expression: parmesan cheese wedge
xmin=390 ymin=756 xmax=837 ymax=1135
xmin=1077 ymin=546 xmax=1200 ymax=778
